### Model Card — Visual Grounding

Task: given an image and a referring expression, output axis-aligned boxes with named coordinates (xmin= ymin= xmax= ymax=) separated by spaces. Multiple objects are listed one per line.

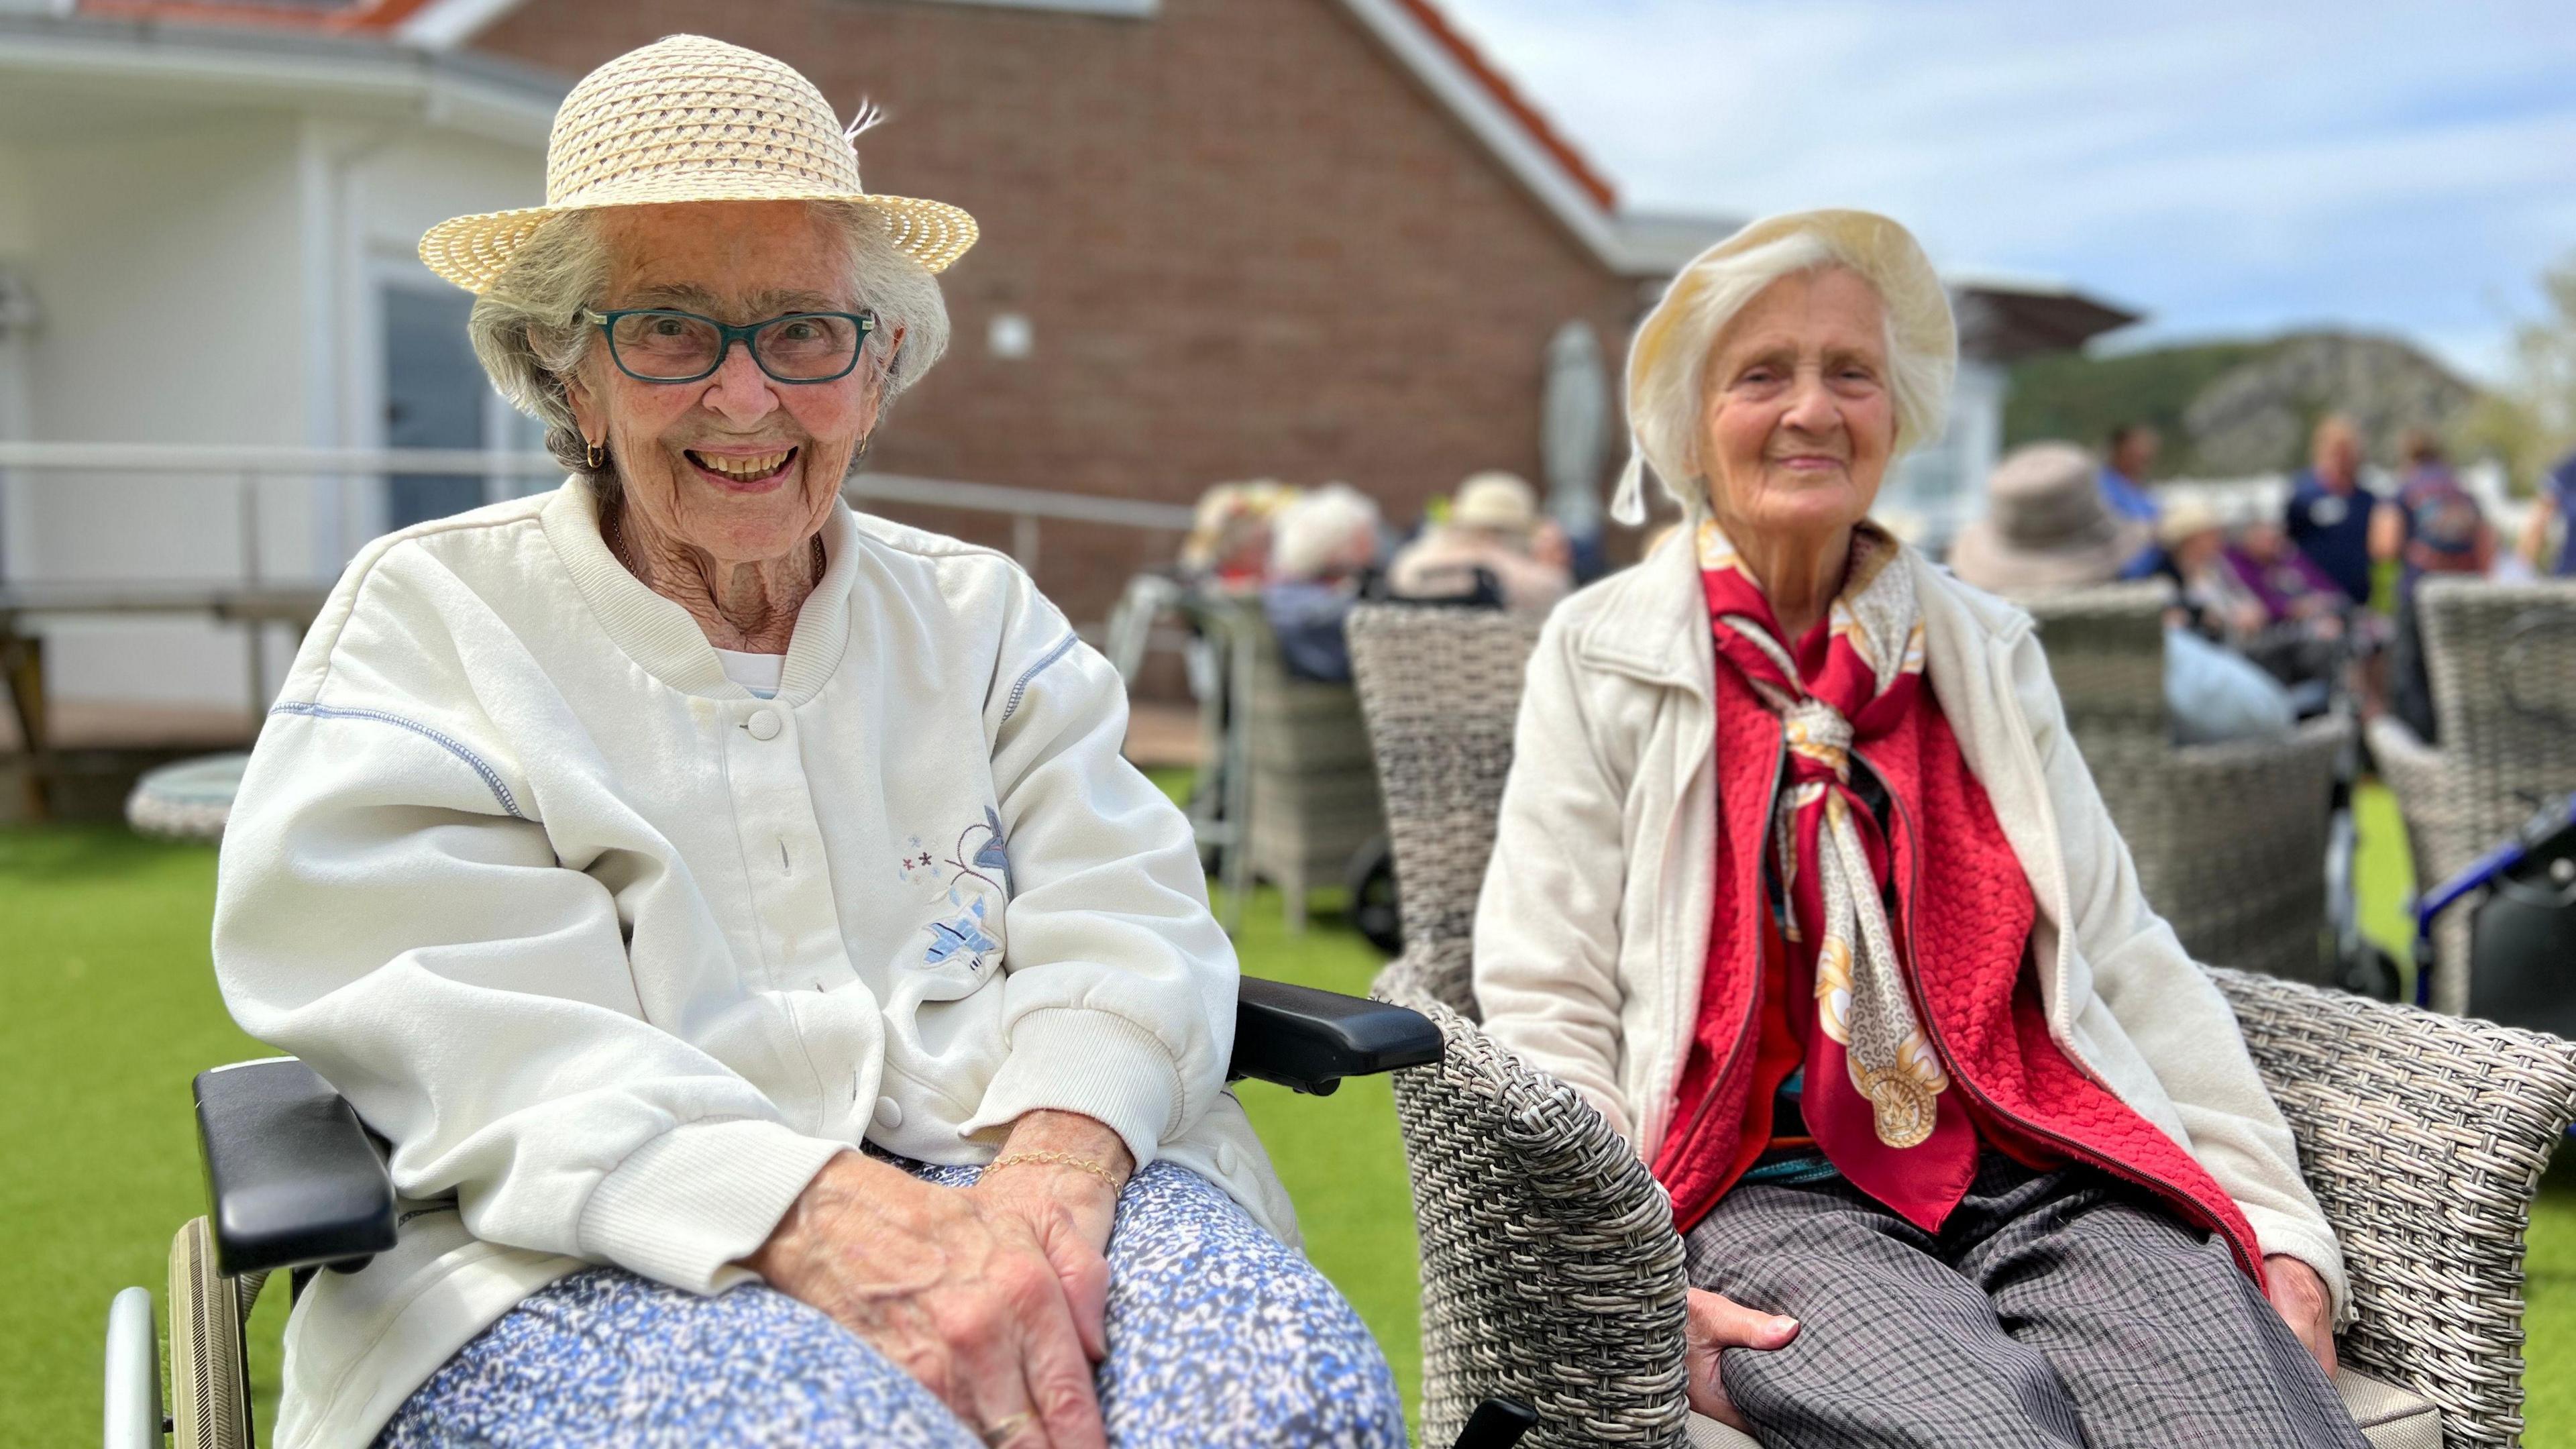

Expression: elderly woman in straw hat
xmin=211 ymin=36 xmax=1402 ymax=1449
xmin=1472 ymin=210 xmax=2363 ymax=1446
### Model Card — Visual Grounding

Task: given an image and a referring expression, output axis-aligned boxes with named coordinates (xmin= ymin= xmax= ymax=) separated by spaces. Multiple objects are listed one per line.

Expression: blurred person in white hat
xmin=213 ymin=35 xmax=1400 ymax=1449
xmin=1387 ymin=470 xmax=1573 ymax=612
xmin=1478 ymin=211 xmax=2358 ymax=1445
xmin=1260 ymin=483 xmax=1383 ymax=682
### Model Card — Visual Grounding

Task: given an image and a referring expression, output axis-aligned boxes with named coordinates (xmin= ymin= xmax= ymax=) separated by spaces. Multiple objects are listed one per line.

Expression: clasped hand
xmin=747 ymin=1111 xmax=1130 ymax=1448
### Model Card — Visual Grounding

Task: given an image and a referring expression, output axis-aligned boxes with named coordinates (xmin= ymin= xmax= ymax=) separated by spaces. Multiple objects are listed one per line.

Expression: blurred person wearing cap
xmin=2284 ymin=416 xmax=2381 ymax=606
xmin=1955 ymin=445 xmax=2294 ymax=746
xmin=1386 ymin=470 xmax=1574 ymax=612
xmin=1260 ymin=484 xmax=1384 ymax=682
xmin=1477 ymin=211 xmax=2359 ymax=1446
xmin=2155 ymin=497 xmax=2270 ymax=644
xmin=211 ymin=36 xmax=1401 ymax=1449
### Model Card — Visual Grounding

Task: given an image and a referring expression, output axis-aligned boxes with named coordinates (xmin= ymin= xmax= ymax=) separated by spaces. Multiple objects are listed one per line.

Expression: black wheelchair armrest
xmin=1228 ymin=976 xmax=1442 ymax=1095
xmin=194 ymin=1059 xmax=398 ymax=1279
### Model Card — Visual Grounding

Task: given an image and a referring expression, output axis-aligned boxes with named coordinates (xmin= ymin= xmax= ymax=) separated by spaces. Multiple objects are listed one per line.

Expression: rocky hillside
xmin=2006 ymin=331 xmax=2478 ymax=476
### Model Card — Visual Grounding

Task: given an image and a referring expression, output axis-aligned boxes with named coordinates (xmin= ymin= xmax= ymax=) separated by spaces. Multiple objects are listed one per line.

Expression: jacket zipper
xmin=1849 ymin=745 xmax=2254 ymax=1272
xmin=1665 ymin=724 xmax=1788 ymax=1165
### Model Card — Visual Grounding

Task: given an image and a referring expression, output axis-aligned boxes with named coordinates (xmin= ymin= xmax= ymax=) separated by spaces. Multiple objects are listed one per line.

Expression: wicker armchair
xmin=1346 ymin=602 xmax=2576 ymax=1449
xmin=2023 ymin=584 xmax=2349 ymax=983
xmin=2365 ymin=579 xmax=2576 ymax=1014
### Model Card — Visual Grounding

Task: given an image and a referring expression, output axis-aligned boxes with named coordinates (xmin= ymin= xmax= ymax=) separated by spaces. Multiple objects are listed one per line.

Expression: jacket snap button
xmin=1215 ymin=1142 xmax=1239 ymax=1175
xmin=871 ymin=1095 xmax=903 ymax=1130
xmin=746 ymin=708 xmax=782 ymax=741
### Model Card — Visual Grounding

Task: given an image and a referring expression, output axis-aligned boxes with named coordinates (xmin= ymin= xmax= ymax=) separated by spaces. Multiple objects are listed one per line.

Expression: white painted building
xmin=0 ymin=8 xmax=559 ymax=714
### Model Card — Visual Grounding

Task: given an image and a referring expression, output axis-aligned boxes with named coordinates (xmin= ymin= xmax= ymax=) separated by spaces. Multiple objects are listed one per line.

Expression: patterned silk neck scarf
xmin=1698 ymin=518 xmax=1978 ymax=1219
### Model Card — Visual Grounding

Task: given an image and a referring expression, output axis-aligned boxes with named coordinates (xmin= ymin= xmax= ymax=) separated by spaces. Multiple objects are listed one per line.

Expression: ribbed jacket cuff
xmin=961 ymin=1008 xmax=1185 ymax=1171
xmin=578 ymin=1120 xmax=847 ymax=1294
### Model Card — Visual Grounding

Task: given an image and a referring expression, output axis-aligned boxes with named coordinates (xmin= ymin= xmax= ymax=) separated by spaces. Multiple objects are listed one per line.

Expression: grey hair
xmin=466 ymin=200 xmax=953 ymax=483
xmin=1627 ymin=231 xmax=1952 ymax=520
xmin=1269 ymin=484 xmax=1383 ymax=582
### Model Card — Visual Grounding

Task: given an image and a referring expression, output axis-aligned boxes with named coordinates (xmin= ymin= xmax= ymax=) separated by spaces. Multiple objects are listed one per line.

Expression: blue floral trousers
xmin=376 ymin=1158 xmax=1407 ymax=1448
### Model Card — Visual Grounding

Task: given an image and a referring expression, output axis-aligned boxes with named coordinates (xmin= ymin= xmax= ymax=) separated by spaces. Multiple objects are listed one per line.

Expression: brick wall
xmin=473 ymin=0 xmax=1637 ymax=623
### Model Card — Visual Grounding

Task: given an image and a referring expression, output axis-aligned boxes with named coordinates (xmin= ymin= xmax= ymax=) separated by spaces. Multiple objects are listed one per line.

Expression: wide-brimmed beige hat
xmin=1949 ymin=441 xmax=2153 ymax=599
xmin=420 ymin=34 xmax=978 ymax=293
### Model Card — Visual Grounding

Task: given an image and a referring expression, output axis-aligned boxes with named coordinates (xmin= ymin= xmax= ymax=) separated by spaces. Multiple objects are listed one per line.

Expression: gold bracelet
xmin=984 ymin=1150 xmax=1124 ymax=1191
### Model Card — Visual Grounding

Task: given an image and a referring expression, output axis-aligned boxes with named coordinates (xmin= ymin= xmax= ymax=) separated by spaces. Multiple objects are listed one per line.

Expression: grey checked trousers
xmin=1682 ymin=1151 xmax=2367 ymax=1448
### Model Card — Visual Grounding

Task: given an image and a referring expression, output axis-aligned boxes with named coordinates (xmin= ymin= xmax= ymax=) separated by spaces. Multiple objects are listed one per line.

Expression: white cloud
xmin=1438 ymin=0 xmax=2576 ymax=382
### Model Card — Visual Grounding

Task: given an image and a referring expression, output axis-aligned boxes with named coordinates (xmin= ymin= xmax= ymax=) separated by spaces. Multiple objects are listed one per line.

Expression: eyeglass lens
xmin=609 ymin=312 xmax=865 ymax=381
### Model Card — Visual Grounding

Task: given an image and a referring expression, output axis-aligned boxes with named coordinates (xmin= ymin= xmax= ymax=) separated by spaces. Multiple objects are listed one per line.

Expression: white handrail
xmin=0 ymin=443 xmax=1197 ymax=531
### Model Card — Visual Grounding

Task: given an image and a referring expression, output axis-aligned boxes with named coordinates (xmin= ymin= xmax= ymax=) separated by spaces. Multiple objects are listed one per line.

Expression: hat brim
xmin=420 ymin=189 xmax=979 ymax=293
xmin=1947 ymin=518 xmax=2153 ymax=600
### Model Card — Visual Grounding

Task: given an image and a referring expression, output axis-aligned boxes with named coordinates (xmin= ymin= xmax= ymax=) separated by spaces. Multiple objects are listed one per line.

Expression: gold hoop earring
xmin=585 ymin=438 xmax=605 ymax=470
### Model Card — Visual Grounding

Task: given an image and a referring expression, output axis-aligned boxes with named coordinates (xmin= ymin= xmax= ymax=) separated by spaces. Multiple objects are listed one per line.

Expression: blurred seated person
xmin=1261 ymin=484 xmax=1383 ymax=682
xmin=1954 ymin=443 xmax=2294 ymax=745
xmin=2518 ymin=449 xmax=2576 ymax=578
xmin=2159 ymin=502 xmax=2348 ymax=708
xmin=1387 ymin=470 xmax=1574 ymax=612
xmin=2284 ymin=415 xmax=2379 ymax=606
xmin=1180 ymin=479 xmax=1298 ymax=592
xmin=2374 ymin=431 xmax=2493 ymax=742
xmin=2098 ymin=423 xmax=2165 ymax=578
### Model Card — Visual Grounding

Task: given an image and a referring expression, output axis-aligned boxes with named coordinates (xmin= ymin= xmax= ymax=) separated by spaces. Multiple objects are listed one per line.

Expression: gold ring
xmin=981 ymin=1412 xmax=1037 ymax=1446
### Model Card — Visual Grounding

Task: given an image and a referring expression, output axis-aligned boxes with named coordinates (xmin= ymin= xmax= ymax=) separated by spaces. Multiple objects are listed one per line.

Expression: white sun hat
xmin=419 ymin=34 xmax=979 ymax=293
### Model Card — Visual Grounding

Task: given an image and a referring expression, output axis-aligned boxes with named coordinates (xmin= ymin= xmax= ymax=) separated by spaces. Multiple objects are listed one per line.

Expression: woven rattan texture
xmin=1345 ymin=605 xmax=1540 ymax=990
xmin=2368 ymin=580 xmax=2576 ymax=1014
xmin=1351 ymin=601 xmax=2576 ymax=1449
xmin=2215 ymin=967 xmax=2576 ymax=1446
xmin=1379 ymin=953 xmax=1693 ymax=1448
xmin=2025 ymin=587 xmax=2343 ymax=981
xmin=420 ymin=35 xmax=977 ymax=290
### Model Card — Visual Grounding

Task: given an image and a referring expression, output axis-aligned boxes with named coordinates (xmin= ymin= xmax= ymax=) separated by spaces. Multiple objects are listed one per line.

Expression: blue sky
xmin=1440 ymin=0 xmax=2576 ymax=382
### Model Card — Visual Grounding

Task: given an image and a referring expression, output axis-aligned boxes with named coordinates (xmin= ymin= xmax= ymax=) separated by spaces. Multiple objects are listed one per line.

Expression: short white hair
xmin=1269 ymin=484 xmax=1382 ymax=582
xmin=1619 ymin=211 xmax=1956 ymax=523
xmin=467 ymin=200 xmax=951 ymax=483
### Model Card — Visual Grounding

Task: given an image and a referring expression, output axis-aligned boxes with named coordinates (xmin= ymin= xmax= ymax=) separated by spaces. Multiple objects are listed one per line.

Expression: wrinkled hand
xmin=1683 ymin=1288 xmax=1801 ymax=1431
xmin=967 ymin=1110 xmax=1133 ymax=1364
xmin=2264 ymin=1254 xmax=2337 ymax=1378
xmin=745 ymin=1114 xmax=1129 ymax=1449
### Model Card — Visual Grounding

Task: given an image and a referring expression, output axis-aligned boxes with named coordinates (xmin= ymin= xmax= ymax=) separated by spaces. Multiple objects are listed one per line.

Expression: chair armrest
xmin=1230 ymin=975 xmax=1443 ymax=1095
xmin=1377 ymin=959 xmax=1691 ymax=1448
xmin=194 ymin=1059 xmax=397 ymax=1279
xmin=2211 ymin=967 xmax=2576 ymax=1444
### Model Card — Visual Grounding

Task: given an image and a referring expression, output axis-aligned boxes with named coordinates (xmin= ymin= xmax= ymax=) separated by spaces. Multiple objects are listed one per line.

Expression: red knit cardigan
xmin=1652 ymin=653 xmax=2265 ymax=1285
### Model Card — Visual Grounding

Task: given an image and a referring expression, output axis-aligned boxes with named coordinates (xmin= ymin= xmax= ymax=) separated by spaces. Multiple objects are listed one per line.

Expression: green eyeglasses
xmin=586 ymin=308 xmax=879 ymax=384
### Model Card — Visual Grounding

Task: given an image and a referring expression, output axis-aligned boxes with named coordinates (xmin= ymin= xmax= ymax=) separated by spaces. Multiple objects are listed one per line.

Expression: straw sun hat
xmin=419 ymin=34 xmax=978 ymax=293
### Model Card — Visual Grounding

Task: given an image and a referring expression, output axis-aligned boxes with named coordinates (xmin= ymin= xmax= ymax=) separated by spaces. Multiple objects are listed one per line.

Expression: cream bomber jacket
xmin=1472 ymin=532 xmax=2352 ymax=1322
xmin=212 ymin=480 xmax=1293 ymax=1449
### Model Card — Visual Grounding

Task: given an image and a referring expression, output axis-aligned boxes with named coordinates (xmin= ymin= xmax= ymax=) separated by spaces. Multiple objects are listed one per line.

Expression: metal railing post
xmin=1011 ymin=514 xmax=1040 ymax=571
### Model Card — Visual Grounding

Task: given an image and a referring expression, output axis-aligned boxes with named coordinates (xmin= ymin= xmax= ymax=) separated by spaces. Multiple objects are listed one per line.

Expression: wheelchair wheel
xmin=168 ymin=1218 xmax=252 ymax=1449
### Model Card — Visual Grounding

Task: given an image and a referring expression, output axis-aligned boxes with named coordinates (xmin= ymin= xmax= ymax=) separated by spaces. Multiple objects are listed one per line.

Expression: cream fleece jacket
xmin=212 ymin=480 xmax=1293 ymax=1449
xmin=1472 ymin=531 xmax=2351 ymax=1322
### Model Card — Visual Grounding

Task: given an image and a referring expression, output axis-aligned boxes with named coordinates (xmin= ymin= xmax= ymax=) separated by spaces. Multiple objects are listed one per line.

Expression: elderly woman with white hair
xmin=1472 ymin=210 xmax=2364 ymax=1447
xmin=1260 ymin=483 xmax=1383 ymax=682
xmin=211 ymin=36 xmax=1401 ymax=1449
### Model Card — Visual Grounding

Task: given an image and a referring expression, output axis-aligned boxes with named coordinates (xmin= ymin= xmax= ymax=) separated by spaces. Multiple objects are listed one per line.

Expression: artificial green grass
xmin=3 ymin=781 xmax=2565 ymax=1446
xmin=0 ymin=825 xmax=288 ymax=1446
